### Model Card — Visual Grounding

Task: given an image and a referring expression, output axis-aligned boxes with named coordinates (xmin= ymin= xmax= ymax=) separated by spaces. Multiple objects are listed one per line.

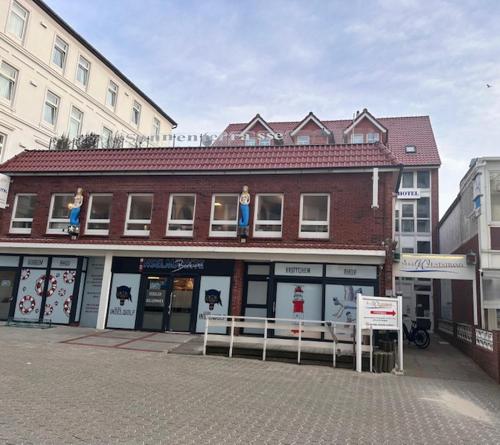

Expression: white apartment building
xmin=0 ymin=0 xmax=176 ymax=161
xmin=439 ymin=157 xmax=500 ymax=330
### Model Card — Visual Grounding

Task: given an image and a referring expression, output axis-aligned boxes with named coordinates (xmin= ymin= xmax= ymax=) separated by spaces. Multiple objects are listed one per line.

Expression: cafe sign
xmin=141 ymin=258 xmax=205 ymax=272
xmin=395 ymin=254 xmax=475 ymax=280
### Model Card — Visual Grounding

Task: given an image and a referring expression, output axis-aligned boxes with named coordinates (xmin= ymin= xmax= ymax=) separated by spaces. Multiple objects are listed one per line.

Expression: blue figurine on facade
xmin=238 ymin=185 xmax=250 ymax=241
xmin=67 ymin=187 xmax=84 ymax=236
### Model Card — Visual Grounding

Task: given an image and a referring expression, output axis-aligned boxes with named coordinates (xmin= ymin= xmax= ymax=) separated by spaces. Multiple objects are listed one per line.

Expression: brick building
xmin=0 ymin=109 xmax=440 ymax=334
xmin=217 ymin=109 xmax=441 ymax=330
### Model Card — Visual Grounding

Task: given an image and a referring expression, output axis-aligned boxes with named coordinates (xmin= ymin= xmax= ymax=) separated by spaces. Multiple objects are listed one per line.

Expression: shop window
xmin=166 ymin=194 xmax=195 ymax=237
xmin=124 ymin=194 xmax=153 ymax=236
xmin=401 ymin=171 xmax=414 ymax=188
xmin=401 ymin=203 xmax=415 ymax=232
xmin=10 ymin=194 xmax=36 ymax=234
xmin=47 ymin=193 xmax=73 ymax=234
xmin=254 ymin=194 xmax=283 ymax=238
xmin=210 ymin=194 xmax=238 ymax=237
xmin=299 ymin=194 xmax=329 ymax=238
xmin=417 ymin=171 xmax=430 ymax=189
xmin=86 ymin=194 xmax=112 ymax=235
xmin=490 ymin=172 xmax=500 ymax=222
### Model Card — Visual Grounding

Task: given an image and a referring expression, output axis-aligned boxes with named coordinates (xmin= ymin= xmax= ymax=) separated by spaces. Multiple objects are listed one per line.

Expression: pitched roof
xmin=217 ymin=115 xmax=440 ymax=166
xmin=0 ymin=143 xmax=400 ymax=175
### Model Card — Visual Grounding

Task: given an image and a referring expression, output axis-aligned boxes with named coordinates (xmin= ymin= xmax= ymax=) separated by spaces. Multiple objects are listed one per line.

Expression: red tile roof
xmin=217 ymin=115 xmax=440 ymax=166
xmin=0 ymin=142 xmax=400 ymax=174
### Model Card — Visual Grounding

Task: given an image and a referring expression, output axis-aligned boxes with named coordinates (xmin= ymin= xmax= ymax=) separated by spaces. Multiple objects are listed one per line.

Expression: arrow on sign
xmin=370 ymin=310 xmax=396 ymax=316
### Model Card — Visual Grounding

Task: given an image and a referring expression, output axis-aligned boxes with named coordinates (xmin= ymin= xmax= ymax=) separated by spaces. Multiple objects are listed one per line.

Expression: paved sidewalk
xmin=0 ymin=325 xmax=499 ymax=444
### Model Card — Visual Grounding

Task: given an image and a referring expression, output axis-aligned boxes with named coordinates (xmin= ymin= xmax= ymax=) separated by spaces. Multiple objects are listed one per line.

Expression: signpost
xmin=356 ymin=294 xmax=403 ymax=373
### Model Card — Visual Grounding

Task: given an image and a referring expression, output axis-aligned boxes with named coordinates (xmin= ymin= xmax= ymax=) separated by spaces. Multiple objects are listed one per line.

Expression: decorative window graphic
xmin=324 ymin=284 xmax=375 ymax=323
xmin=196 ymin=276 xmax=230 ymax=333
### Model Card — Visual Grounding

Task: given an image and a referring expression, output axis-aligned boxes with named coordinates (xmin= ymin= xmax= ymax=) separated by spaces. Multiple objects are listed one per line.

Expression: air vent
xmin=405 ymin=145 xmax=416 ymax=153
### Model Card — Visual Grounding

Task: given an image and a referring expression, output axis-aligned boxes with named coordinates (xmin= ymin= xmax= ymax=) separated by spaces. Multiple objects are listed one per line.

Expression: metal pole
xmin=229 ymin=317 xmax=235 ymax=358
xmin=397 ymin=296 xmax=404 ymax=372
xmin=203 ymin=317 xmax=209 ymax=356
xmin=369 ymin=326 xmax=373 ymax=373
xmin=356 ymin=294 xmax=363 ymax=372
xmin=333 ymin=324 xmax=336 ymax=368
xmin=297 ymin=320 xmax=302 ymax=364
xmin=263 ymin=318 xmax=268 ymax=361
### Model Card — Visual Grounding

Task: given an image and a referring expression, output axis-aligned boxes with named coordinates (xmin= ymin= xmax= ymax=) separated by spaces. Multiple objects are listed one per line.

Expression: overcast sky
xmin=46 ymin=0 xmax=500 ymax=216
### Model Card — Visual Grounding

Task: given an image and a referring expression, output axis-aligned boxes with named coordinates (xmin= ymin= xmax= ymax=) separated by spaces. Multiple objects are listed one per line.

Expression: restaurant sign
xmin=141 ymin=258 xmax=205 ymax=272
xmin=395 ymin=254 xmax=475 ymax=280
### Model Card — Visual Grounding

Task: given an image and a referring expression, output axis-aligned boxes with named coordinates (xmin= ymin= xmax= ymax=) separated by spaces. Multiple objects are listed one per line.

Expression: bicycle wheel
xmin=414 ymin=329 xmax=430 ymax=349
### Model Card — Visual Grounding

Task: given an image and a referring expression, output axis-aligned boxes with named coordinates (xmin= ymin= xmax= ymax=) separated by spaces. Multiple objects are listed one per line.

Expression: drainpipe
xmin=372 ymin=168 xmax=379 ymax=209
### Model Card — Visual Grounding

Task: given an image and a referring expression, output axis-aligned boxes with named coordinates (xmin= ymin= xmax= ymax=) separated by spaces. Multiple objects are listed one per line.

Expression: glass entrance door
xmin=0 ymin=270 xmax=16 ymax=320
xmin=141 ymin=276 xmax=168 ymax=331
xmin=167 ymin=277 xmax=194 ymax=332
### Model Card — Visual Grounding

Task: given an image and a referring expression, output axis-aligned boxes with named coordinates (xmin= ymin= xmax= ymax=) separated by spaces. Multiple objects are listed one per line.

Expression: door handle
xmin=168 ymin=292 xmax=173 ymax=315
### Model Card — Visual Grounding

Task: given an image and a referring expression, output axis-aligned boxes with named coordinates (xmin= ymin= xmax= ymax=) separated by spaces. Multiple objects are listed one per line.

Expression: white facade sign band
xmin=0 ymin=174 xmax=10 ymax=209
xmin=274 ymin=263 xmax=323 ymax=277
xmin=395 ymin=254 xmax=475 ymax=280
xmin=326 ymin=264 xmax=377 ymax=280
xmin=0 ymin=255 xmax=19 ymax=267
xmin=22 ymin=256 xmax=48 ymax=268
xmin=51 ymin=257 xmax=78 ymax=269
xmin=397 ymin=189 xmax=421 ymax=199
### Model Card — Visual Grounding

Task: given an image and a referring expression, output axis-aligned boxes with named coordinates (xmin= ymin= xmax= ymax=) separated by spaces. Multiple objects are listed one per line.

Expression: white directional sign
xmin=358 ymin=296 xmax=399 ymax=330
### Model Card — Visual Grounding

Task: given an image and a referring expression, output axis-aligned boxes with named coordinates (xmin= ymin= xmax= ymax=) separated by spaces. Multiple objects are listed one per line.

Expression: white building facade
xmin=0 ymin=0 xmax=176 ymax=161
xmin=439 ymin=157 xmax=500 ymax=330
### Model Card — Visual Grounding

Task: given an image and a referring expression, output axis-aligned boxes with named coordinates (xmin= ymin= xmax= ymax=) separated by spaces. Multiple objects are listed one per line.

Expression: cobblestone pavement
xmin=1 ymin=325 xmax=500 ymax=444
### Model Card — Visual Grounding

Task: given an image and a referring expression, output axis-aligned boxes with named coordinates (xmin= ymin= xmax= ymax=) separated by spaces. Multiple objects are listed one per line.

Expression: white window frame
xmin=299 ymin=193 xmax=330 ymax=239
xmin=488 ymin=171 xmax=500 ymax=225
xmin=0 ymin=133 xmax=6 ymax=159
xmin=124 ymin=193 xmax=153 ymax=236
xmin=6 ymin=1 xmax=29 ymax=42
xmin=244 ymin=137 xmax=256 ymax=146
xmin=366 ymin=132 xmax=380 ymax=143
xmin=52 ymin=35 xmax=68 ymax=71
xmin=101 ymin=126 xmax=113 ymax=148
xmin=76 ymin=55 xmax=90 ymax=88
xmin=351 ymin=133 xmax=364 ymax=144
xmin=10 ymin=193 xmax=36 ymax=234
xmin=0 ymin=60 xmax=18 ymax=104
xmin=253 ymin=193 xmax=284 ymax=238
xmin=209 ymin=194 xmax=239 ymax=238
xmin=42 ymin=89 xmax=60 ymax=127
xmin=106 ymin=80 xmax=118 ymax=109
xmin=296 ymin=135 xmax=310 ymax=145
xmin=68 ymin=106 xmax=83 ymax=139
xmin=166 ymin=194 xmax=196 ymax=237
xmin=46 ymin=193 xmax=73 ymax=235
xmin=152 ymin=118 xmax=160 ymax=138
xmin=85 ymin=193 xmax=112 ymax=235
xmin=131 ymin=101 xmax=141 ymax=126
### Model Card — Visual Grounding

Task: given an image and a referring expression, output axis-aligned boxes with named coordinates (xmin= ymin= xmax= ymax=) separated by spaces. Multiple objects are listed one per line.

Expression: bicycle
xmin=402 ymin=315 xmax=430 ymax=349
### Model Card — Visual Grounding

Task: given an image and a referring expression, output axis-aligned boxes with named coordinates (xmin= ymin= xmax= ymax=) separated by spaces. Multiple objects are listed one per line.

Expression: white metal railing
xmin=437 ymin=319 xmax=454 ymax=336
xmin=203 ymin=315 xmax=360 ymax=368
xmin=475 ymin=329 xmax=494 ymax=351
xmin=456 ymin=323 xmax=473 ymax=343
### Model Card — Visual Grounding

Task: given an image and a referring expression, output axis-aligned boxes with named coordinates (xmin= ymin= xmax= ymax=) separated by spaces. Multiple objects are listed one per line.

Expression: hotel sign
xmin=397 ymin=189 xmax=420 ymax=199
xmin=395 ymin=254 xmax=475 ymax=280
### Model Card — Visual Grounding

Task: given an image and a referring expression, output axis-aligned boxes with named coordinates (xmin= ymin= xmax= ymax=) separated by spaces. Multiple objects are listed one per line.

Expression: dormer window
xmin=296 ymin=135 xmax=310 ymax=145
xmin=245 ymin=137 xmax=256 ymax=146
xmin=351 ymin=133 xmax=364 ymax=144
xmin=405 ymin=145 xmax=416 ymax=153
xmin=367 ymin=133 xmax=379 ymax=143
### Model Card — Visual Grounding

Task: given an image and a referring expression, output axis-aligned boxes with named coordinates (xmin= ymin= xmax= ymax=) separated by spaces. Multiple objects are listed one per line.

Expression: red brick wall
xmin=1 ymin=171 xmax=397 ymax=251
xmin=230 ymin=260 xmax=244 ymax=317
